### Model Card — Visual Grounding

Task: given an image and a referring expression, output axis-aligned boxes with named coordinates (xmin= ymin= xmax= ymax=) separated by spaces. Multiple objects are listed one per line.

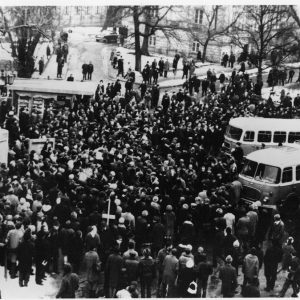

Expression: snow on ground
xmin=261 ymin=83 xmax=300 ymax=105
xmin=0 ymin=266 xmax=59 ymax=299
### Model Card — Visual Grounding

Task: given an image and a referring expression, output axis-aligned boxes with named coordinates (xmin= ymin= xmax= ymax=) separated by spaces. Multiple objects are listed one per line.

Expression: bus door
xmin=279 ymin=166 xmax=295 ymax=199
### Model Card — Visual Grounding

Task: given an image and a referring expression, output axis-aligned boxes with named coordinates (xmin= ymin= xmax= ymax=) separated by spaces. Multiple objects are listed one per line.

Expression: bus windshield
xmin=241 ymin=159 xmax=258 ymax=178
xmin=226 ymin=125 xmax=243 ymax=141
xmin=254 ymin=163 xmax=281 ymax=184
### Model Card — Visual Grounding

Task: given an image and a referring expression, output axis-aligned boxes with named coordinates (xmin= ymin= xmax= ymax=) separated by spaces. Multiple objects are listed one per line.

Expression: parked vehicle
xmin=239 ymin=145 xmax=300 ymax=207
xmin=96 ymin=32 xmax=118 ymax=43
xmin=224 ymin=117 xmax=300 ymax=156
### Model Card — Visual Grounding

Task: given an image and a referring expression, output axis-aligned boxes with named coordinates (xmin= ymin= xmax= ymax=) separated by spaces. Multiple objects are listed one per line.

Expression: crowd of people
xmin=1 ymin=56 xmax=300 ymax=299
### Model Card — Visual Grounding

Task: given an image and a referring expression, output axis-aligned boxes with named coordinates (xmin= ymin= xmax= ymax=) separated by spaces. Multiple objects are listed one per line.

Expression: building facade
xmin=57 ymin=6 xmax=107 ymax=27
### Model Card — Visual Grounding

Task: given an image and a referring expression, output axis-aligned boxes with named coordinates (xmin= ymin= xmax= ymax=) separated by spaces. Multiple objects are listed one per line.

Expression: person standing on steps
xmin=82 ymin=62 xmax=88 ymax=81
xmin=87 ymin=61 xmax=94 ymax=80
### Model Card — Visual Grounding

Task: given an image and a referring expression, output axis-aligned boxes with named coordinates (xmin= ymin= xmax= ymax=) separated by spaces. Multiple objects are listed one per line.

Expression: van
xmin=224 ymin=117 xmax=300 ymax=156
xmin=239 ymin=146 xmax=300 ymax=207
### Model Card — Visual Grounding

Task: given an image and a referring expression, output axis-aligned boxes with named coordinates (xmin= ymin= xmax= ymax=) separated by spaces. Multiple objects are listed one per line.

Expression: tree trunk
xmin=102 ymin=7 xmax=120 ymax=31
xmin=201 ymin=40 xmax=209 ymax=63
xmin=141 ymin=24 xmax=150 ymax=56
xmin=18 ymin=32 xmax=41 ymax=78
xmin=133 ymin=7 xmax=142 ymax=72
xmin=257 ymin=58 xmax=263 ymax=84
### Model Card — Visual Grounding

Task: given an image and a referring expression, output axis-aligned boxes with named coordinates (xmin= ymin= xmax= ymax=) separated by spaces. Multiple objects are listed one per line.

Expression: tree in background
xmin=103 ymin=6 xmax=173 ymax=72
xmin=0 ymin=6 xmax=58 ymax=78
xmin=189 ymin=6 xmax=242 ymax=63
xmin=230 ymin=5 xmax=297 ymax=82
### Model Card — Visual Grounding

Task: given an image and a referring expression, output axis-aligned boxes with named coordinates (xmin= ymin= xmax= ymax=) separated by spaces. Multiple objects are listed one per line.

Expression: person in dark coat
xmin=219 ymin=255 xmax=238 ymax=297
xmin=117 ymin=57 xmax=124 ymax=77
xmin=202 ymin=78 xmax=209 ymax=96
xmin=105 ymin=246 xmax=124 ymax=298
xmin=56 ymin=263 xmax=79 ymax=298
xmin=177 ymin=259 xmax=196 ymax=297
xmin=69 ymin=230 xmax=84 ymax=274
xmin=195 ymin=252 xmax=213 ymax=297
xmin=138 ymin=248 xmax=156 ymax=298
xmin=151 ymin=85 xmax=160 ymax=108
xmin=264 ymin=240 xmax=282 ymax=292
xmin=17 ymin=229 xmax=34 ymax=287
xmin=229 ymin=53 xmax=236 ymax=68
xmin=161 ymin=91 xmax=170 ymax=114
xmin=46 ymin=45 xmax=51 ymax=59
xmin=240 ymin=61 xmax=246 ymax=74
xmin=35 ymin=229 xmax=47 ymax=285
xmin=150 ymin=216 xmax=166 ymax=257
xmin=242 ymin=277 xmax=260 ymax=297
xmin=288 ymin=69 xmax=295 ymax=83
xmin=82 ymin=62 xmax=88 ymax=80
xmin=158 ymin=58 xmax=164 ymax=77
xmin=38 ymin=57 xmax=44 ymax=75
xmin=57 ymin=57 xmax=64 ymax=79
xmin=87 ymin=62 xmax=94 ymax=80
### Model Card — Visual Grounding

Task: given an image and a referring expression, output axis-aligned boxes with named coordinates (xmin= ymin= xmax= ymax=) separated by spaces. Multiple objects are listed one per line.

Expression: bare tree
xmin=230 ymin=5 xmax=296 ymax=82
xmin=189 ymin=6 xmax=242 ymax=63
xmin=0 ymin=6 xmax=59 ymax=78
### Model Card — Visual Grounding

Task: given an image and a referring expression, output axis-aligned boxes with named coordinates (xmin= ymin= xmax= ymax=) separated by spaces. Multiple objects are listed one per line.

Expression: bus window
xmin=241 ymin=159 xmax=258 ymax=178
xmin=226 ymin=125 xmax=243 ymax=141
xmin=243 ymin=131 xmax=255 ymax=142
xmin=258 ymin=131 xmax=272 ymax=143
xmin=255 ymin=163 xmax=281 ymax=184
xmin=296 ymin=166 xmax=300 ymax=181
xmin=288 ymin=132 xmax=300 ymax=143
xmin=273 ymin=131 xmax=287 ymax=143
xmin=282 ymin=167 xmax=293 ymax=183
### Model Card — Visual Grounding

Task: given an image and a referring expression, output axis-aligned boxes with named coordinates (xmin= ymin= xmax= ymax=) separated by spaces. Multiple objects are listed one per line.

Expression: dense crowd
xmin=1 ymin=63 xmax=300 ymax=298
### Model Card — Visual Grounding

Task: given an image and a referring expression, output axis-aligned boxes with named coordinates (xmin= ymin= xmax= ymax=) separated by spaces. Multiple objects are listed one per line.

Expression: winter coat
xmin=17 ymin=240 xmax=35 ymax=272
xmin=243 ymin=254 xmax=259 ymax=279
xmin=219 ymin=264 xmax=237 ymax=297
xmin=105 ymin=253 xmax=124 ymax=289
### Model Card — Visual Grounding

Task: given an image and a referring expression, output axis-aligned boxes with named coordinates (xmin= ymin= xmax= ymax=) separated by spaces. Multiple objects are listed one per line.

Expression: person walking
xmin=264 ymin=240 xmax=282 ymax=292
xmin=117 ymin=57 xmax=124 ymax=78
xmin=46 ymin=44 xmax=51 ymax=60
xmin=38 ymin=57 xmax=44 ymax=75
xmin=56 ymin=263 xmax=79 ymax=298
xmin=158 ymin=58 xmax=164 ymax=77
xmin=84 ymin=246 xmax=101 ymax=298
xmin=288 ymin=69 xmax=295 ymax=83
xmin=87 ymin=62 xmax=94 ymax=80
xmin=17 ymin=229 xmax=34 ymax=287
xmin=219 ymin=255 xmax=238 ymax=297
xmin=242 ymin=247 xmax=259 ymax=292
xmin=195 ymin=251 xmax=213 ymax=298
xmin=269 ymin=214 xmax=285 ymax=247
xmin=105 ymin=246 xmax=124 ymax=298
xmin=138 ymin=248 xmax=156 ymax=298
xmin=163 ymin=59 xmax=170 ymax=78
xmin=161 ymin=248 xmax=178 ymax=297
xmin=57 ymin=57 xmax=64 ymax=79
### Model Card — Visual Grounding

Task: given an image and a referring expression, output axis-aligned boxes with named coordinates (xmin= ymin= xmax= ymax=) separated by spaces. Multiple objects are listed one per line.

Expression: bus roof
xmin=229 ymin=117 xmax=300 ymax=132
xmin=246 ymin=146 xmax=300 ymax=168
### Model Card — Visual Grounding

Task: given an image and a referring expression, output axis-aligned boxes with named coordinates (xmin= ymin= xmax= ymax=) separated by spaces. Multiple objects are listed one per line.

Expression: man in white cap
xmin=219 ymin=255 xmax=237 ymax=297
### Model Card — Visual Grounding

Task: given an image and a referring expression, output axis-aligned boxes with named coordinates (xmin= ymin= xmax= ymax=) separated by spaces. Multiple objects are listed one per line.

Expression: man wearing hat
xmin=269 ymin=214 xmax=285 ymax=246
xmin=138 ymin=248 xmax=155 ymax=298
xmin=219 ymin=255 xmax=237 ymax=297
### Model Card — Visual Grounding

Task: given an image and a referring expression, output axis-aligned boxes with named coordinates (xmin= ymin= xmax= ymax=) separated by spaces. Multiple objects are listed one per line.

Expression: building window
xmin=64 ymin=7 xmax=69 ymax=15
xmin=86 ymin=7 xmax=89 ymax=15
xmin=192 ymin=41 xmax=200 ymax=53
xmin=96 ymin=6 xmax=100 ymax=14
xmin=149 ymin=36 xmax=156 ymax=46
xmin=150 ymin=8 xmax=158 ymax=18
xmin=76 ymin=6 xmax=80 ymax=14
xmin=195 ymin=9 xmax=203 ymax=24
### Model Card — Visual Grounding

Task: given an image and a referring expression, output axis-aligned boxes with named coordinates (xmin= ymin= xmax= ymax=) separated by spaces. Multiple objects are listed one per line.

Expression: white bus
xmin=239 ymin=146 xmax=300 ymax=207
xmin=224 ymin=117 xmax=300 ymax=156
